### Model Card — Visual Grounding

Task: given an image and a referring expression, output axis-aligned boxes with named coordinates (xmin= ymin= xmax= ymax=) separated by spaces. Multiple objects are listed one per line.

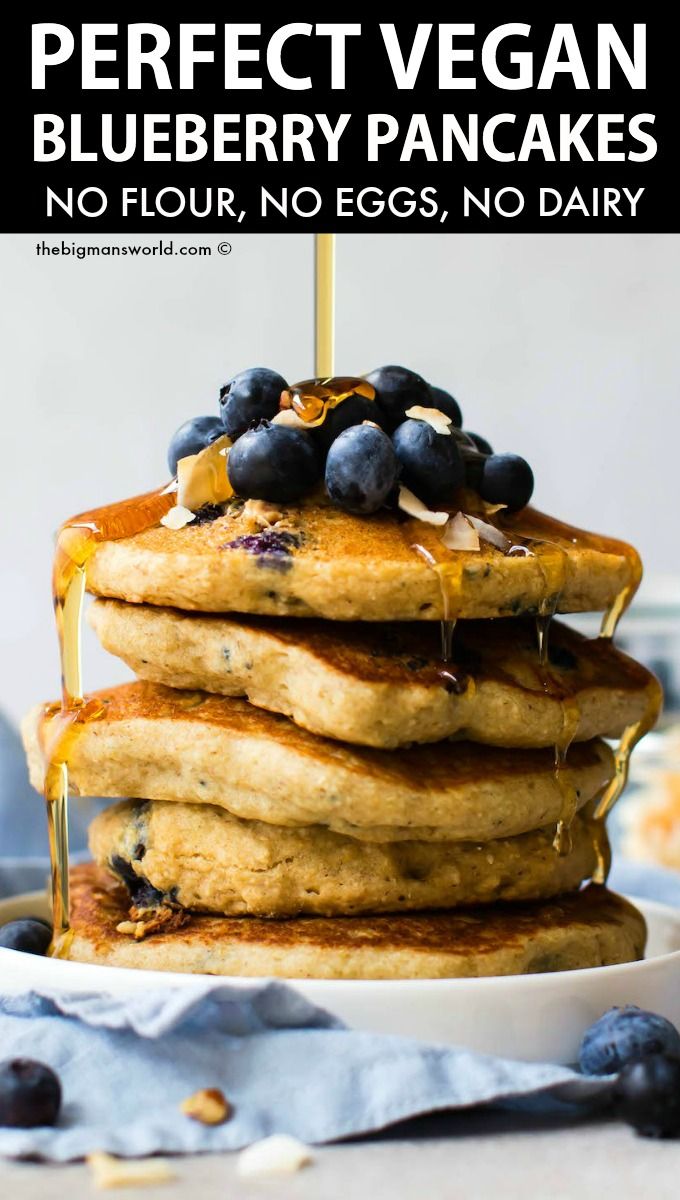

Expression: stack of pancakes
xmin=23 ymin=499 xmax=658 ymax=978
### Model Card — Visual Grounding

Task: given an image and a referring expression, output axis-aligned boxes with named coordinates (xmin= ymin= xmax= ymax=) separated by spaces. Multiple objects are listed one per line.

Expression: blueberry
xmin=325 ymin=425 xmax=399 ymax=515
xmin=614 ymin=1054 xmax=680 ymax=1138
xmin=167 ymin=416 xmax=223 ymax=475
xmin=466 ymin=431 xmax=494 ymax=456
xmin=0 ymin=918 xmax=52 ymax=956
xmin=225 ymin=529 xmax=301 ymax=563
xmin=364 ymin=366 xmax=433 ymax=430
xmin=430 ymin=387 xmax=463 ymax=428
xmin=392 ymin=418 xmax=464 ymax=509
xmin=219 ymin=368 xmax=288 ymax=439
xmin=227 ymin=422 xmax=320 ymax=503
xmin=315 ymin=394 xmax=384 ymax=453
xmin=0 ymin=1059 xmax=61 ymax=1128
xmin=461 ymin=448 xmax=486 ymax=492
xmin=580 ymin=1006 xmax=680 ymax=1076
xmin=480 ymin=453 xmax=534 ymax=511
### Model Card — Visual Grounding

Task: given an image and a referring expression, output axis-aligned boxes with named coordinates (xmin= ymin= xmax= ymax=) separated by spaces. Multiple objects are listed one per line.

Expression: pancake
xmin=23 ymin=682 xmax=615 ymax=843
xmin=64 ymin=864 xmax=646 ymax=978
xmin=91 ymin=799 xmax=602 ymax=917
xmin=89 ymin=601 xmax=660 ymax=750
xmin=84 ymin=498 xmax=641 ymax=622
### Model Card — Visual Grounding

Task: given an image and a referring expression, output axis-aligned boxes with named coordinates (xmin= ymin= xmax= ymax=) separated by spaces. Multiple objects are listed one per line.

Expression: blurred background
xmin=0 ymin=231 xmax=678 ymax=864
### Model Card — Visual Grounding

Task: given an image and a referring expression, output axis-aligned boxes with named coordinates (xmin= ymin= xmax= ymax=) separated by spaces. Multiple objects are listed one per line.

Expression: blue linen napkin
xmin=1 ymin=710 xmax=679 ymax=1161
xmin=0 ymin=984 xmax=613 ymax=1162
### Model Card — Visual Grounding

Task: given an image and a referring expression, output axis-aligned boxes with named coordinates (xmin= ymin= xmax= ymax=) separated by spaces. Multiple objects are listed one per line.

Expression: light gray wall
xmin=0 ymin=232 xmax=678 ymax=724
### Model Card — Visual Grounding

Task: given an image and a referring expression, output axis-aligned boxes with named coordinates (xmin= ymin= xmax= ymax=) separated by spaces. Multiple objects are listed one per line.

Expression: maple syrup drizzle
xmin=551 ymin=697 xmax=582 ymax=854
xmin=411 ymin=543 xmax=470 ymax=695
xmin=587 ymin=667 xmax=662 ymax=882
xmin=408 ymin=514 xmax=654 ymax=859
xmin=593 ymin=677 xmax=664 ymax=828
xmin=599 ymin=581 xmax=637 ymax=641
xmin=42 ymin=488 xmax=173 ymax=952
xmin=590 ymin=818 xmax=613 ymax=885
xmin=519 ymin=537 xmax=582 ymax=852
xmin=281 ymin=377 xmax=376 ymax=427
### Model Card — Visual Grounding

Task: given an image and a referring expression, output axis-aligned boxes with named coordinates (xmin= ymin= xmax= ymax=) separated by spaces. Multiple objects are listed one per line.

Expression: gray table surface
xmin=2 ymin=1111 xmax=678 ymax=1199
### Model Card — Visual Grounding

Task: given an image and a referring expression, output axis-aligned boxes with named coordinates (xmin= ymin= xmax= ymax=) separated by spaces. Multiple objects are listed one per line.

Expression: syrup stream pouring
xmin=43 ymin=490 xmax=174 ymax=953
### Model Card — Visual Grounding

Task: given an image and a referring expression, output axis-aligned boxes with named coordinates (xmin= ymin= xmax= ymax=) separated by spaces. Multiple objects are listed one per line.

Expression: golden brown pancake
xmin=91 ymin=799 xmax=602 ymax=917
xmin=64 ymin=864 xmax=646 ymax=979
xmin=89 ymin=600 xmax=660 ymax=750
xmin=84 ymin=498 xmax=641 ymax=622
xmin=23 ymin=682 xmax=615 ymax=843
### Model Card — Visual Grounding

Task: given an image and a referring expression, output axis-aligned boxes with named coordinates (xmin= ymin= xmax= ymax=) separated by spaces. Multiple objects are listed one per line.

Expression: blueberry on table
xmin=364 ymin=366 xmax=433 ymax=429
xmin=0 ymin=1059 xmax=61 ymax=1128
xmin=430 ymin=386 xmax=463 ymax=428
xmin=466 ymin=431 xmax=494 ymax=456
xmin=480 ymin=453 xmax=534 ymax=511
xmin=580 ymin=1006 xmax=680 ymax=1076
xmin=392 ymin=418 xmax=465 ymax=509
xmin=614 ymin=1053 xmax=680 ymax=1138
xmin=325 ymin=425 xmax=399 ymax=515
xmin=167 ymin=416 xmax=223 ymax=475
xmin=315 ymin=393 xmax=384 ymax=453
xmin=0 ymin=918 xmax=52 ymax=956
xmin=227 ymin=422 xmax=320 ymax=503
xmin=220 ymin=368 xmax=288 ymax=439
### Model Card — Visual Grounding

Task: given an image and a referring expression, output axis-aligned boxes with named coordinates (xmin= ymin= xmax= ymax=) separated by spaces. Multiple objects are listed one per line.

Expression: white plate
xmin=2 ymin=890 xmax=680 ymax=1063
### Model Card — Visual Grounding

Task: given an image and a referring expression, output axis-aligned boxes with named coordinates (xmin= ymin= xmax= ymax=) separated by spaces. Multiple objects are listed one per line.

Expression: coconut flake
xmin=87 ymin=1152 xmax=175 ymax=1189
xmin=466 ymin=514 xmax=511 ymax=552
xmin=160 ymin=505 xmax=196 ymax=531
xmin=405 ymin=406 xmax=452 ymax=435
xmin=441 ymin=512 xmax=480 ymax=551
xmin=272 ymin=408 xmax=309 ymax=430
xmin=398 ymin=486 xmax=449 ymax=526
xmin=236 ymin=1135 xmax=313 ymax=1179
xmin=177 ymin=434 xmax=233 ymax=510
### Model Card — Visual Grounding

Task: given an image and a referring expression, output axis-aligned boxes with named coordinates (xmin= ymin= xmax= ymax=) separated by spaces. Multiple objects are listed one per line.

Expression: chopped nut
xmin=180 ymin=1087 xmax=232 ymax=1125
xmin=241 ymin=498 xmax=285 ymax=530
xmin=115 ymin=920 xmax=141 ymax=937
xmin=160 ymin=505 xmax=196 ymax=531
xmin=177 ymin=434 xmax=233 ymax=510
xmin=87 ymin=1152 xmax=176 ymax=1189
xmin=398 ymin=485 xmax=449 ymax=526
xmin=405 ymin=405 xmax=453 ymax=435
xmin=117 ymin=905 xmax=188 ymax=942
xmin=236 ymin=1135 xmax=314 ymax=1178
